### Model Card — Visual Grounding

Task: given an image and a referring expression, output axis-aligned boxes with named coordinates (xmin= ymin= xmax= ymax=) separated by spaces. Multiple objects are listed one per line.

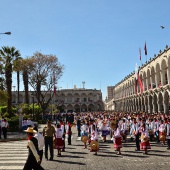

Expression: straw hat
xmin=81 ymin=136 xmax=89 ymax=143
xmin=110 ymin=120 xmax=116 ymax=129
xmin=24 ymin=127 xmax=37 ymax=133
xmin=90 ymin=141 xmax=99 ymax=150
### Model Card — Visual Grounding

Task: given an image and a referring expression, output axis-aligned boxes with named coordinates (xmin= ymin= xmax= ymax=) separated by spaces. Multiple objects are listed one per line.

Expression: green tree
xmin=0 ymin=46 xmax=20 ymax=117
xmin=13 ymin=57 xmax=22 ymax=104
xmin=21 ymin=52 xmax=64 ymax=118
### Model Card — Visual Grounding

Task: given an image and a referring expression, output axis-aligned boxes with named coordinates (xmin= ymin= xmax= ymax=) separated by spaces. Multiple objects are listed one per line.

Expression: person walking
xmin=54 ymin=124 xmax=63 ymax=156
xmin=66 ymin=122 xmax=72 ymax=145
xmin=43 ymin=120 xmax=56 ymax=161
xmin=1 ymin=119 xmax=8 ymax=139
xmin=23 ymin=127 xmax=44 ymax=170
xmin=60 ymin=120 xmax=66 ymax=152
xmin=34 ymin=127 xmax=44 ymax=164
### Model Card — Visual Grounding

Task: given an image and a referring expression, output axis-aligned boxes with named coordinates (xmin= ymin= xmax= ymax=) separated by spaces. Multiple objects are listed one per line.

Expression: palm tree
xmin=13 ymin=57 xmax=22 ymax=104
xmin=0 ymin=46 xmax=20 ymax=117
xmin=22 ymin=69 xmax=29 ymax=104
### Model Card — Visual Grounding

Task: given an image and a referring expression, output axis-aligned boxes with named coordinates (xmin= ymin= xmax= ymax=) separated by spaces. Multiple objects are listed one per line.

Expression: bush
xmin=8 ymin=116 xmax=19 ymax=132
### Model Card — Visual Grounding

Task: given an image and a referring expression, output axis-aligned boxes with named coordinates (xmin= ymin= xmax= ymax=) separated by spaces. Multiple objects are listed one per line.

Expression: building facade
xmin=105 ymin=45 xmax=170 ymax=114
xmin=12 ymin=87 xmax=103 ymax=113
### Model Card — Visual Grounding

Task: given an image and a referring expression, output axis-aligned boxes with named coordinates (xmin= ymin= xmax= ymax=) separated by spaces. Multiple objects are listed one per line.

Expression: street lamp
xmin=0 ymin=32 xmax=11 ymax=35
xmin=31 ymin=92 xmax=35 ymax=120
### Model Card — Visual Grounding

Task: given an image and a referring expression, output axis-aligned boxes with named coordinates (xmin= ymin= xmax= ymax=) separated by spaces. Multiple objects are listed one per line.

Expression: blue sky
xmin=0 ymin=0 xmax=170 ymax=100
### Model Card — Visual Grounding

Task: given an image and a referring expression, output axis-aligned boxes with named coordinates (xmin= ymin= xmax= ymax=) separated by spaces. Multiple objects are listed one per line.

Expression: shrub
xmin=8 ymin=116 xmax=19 ymax=132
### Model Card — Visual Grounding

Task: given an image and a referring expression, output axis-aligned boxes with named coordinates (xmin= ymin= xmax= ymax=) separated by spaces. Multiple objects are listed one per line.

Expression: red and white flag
xmin=144 ymin=42 xmax=147 ymax=55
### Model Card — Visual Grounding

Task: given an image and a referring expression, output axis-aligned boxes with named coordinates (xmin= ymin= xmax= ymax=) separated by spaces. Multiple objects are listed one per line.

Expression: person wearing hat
xmin=34 ymin=127 xmax=44 ymax=164
xmin=43 ymin=120 xmax=56 ymax=161
xmin=23 ymin=127 xmax=44 ymax=170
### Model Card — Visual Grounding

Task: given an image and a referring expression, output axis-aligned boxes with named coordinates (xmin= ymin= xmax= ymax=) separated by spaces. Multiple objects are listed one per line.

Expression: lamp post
xmin=31 ymin=92 xmax=35 ymax=120
xmin=0 ymin=32 xmax=11 ymax=35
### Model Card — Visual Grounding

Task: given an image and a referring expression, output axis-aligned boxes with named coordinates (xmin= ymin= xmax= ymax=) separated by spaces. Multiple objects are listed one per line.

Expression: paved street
xmin=0 ymin=127 xmax=170 ymax=170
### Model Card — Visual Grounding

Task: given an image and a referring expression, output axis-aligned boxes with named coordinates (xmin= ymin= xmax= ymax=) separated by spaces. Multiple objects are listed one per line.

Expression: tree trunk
xmin=17 ymin=71 xmax=20 ymax=104
xmin=23 ymin=70 xmax=29 ymax=104
xmin=6 ymin=63 xmax=12 ymax=117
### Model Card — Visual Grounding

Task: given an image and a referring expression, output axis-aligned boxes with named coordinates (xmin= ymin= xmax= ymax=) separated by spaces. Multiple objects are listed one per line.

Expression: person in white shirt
xmin=34 ymin=127 xmax=44 ymax=164
xmin=90 ymin=124 xmax=98 ymax=155
xmin=113 ymin=123 xmax=122 ymax=155
xmin=139 ymin=122 xmax=151 ymax=154
xmin=54 ymin=124 xmax=64 ymax=156
xmin=1 ymin=119 xmax=8 ymax=139
xmin=121 ymin=119 xmax=128 ymax=142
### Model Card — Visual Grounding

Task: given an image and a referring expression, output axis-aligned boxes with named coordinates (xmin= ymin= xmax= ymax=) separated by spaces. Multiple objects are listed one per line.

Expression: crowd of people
xmin=22 ymin=111 xmax=170 ymax=169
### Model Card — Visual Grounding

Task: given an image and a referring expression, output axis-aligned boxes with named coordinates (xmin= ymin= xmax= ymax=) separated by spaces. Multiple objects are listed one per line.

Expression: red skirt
xmin=53 ymin=138 xmax=63 ymax=149
xmin=140 ymin=141 xmax=151 ymax=150
xmin=114 ymin=137 xmax=122 ymax=149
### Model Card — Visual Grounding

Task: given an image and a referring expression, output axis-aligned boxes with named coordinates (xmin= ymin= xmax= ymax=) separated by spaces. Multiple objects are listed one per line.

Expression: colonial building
xmin=105 ymin=45 xmax=170 ymax=114
xmin=12 ymin=86 xmax=103 ymax=113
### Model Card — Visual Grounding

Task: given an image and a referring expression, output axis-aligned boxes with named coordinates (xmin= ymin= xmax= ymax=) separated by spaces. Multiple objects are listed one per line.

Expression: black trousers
xmin=78 ymin=127 xmax=81 ymax=137
xmin=44 ymin=136 xmax=53 ymax=159
xmin=136 ymin=133 xmax=140 ymax=150
xmin=155 ymin=131 xmax=160 ymax=143
xmin=38 ymin=150 xmax=43 ymax=164
xmin=68 ymin=135 xmax=71 ymax=145
xmin=62 ymin=136 xmax=65 ymax=150
xmin=167 ymin=139 xmax=170 ymax=148
xmin=2 ymin=127 xmax=7 ymax=139
xmin=0 ymin=126 xmax=1 ymax=139
xmin=23 ymin=155 xmax=44 ymax=170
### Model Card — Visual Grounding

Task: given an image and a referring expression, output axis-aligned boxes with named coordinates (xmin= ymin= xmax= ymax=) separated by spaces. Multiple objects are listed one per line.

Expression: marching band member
xmin=90 ymin=124 xmax=99 ymax=155
xmin=54 ymin=124 xmax=63 ymax=156
xmin=132 ymin=118 xmax=140 ymax=151
xmin=121 ymin=119 xmax=128 ymax=142
xmin=148 ymin=119 xmax=154 ymax=141
xmin=140 ymin=122 xmax=151 ymax=154
xmin=100 ymin=121 xmax=109 ymax=142
xmin=60 ymin=120 xmax=66 ymax=152
xmin=81 ymin=120 xmax=88 ymax=148
xmin=166 ymin=119 xmax=170 ymax=150
xmin=113 ymin=123 xmax=122 ymax=155
xmin=159 ymin=120 xmax=166 ymax=145
xmin=154 ymin=117 xmax=160 ymax=143
xmin=66 ymin=122 xmax=72 ymax=145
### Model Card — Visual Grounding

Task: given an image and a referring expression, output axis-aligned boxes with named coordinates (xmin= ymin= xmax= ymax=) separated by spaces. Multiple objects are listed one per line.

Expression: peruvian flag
xmin=135 ymin=63 xmax=144 ymax=94
xmin=144 ymin=42 xmax=147 ymax=55
xmin=139 ymin=48 xmax=141 ymax=60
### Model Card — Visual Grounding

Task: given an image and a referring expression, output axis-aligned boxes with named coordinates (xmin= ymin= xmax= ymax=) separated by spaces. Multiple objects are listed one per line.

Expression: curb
xmin=0 ymin=138 xmax=27 ymax=142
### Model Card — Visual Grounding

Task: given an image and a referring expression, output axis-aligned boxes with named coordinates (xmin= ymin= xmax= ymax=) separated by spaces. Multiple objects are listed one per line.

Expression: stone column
xmin=161 ymin=70 xmax=164 ymax=86
xmin=163 ymin=100 xmax=169 ymax=114
xmin=157 ymin=100 xmax=161 ymax=113
xmin=167 ymin=67 xmax=170 ymax=84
